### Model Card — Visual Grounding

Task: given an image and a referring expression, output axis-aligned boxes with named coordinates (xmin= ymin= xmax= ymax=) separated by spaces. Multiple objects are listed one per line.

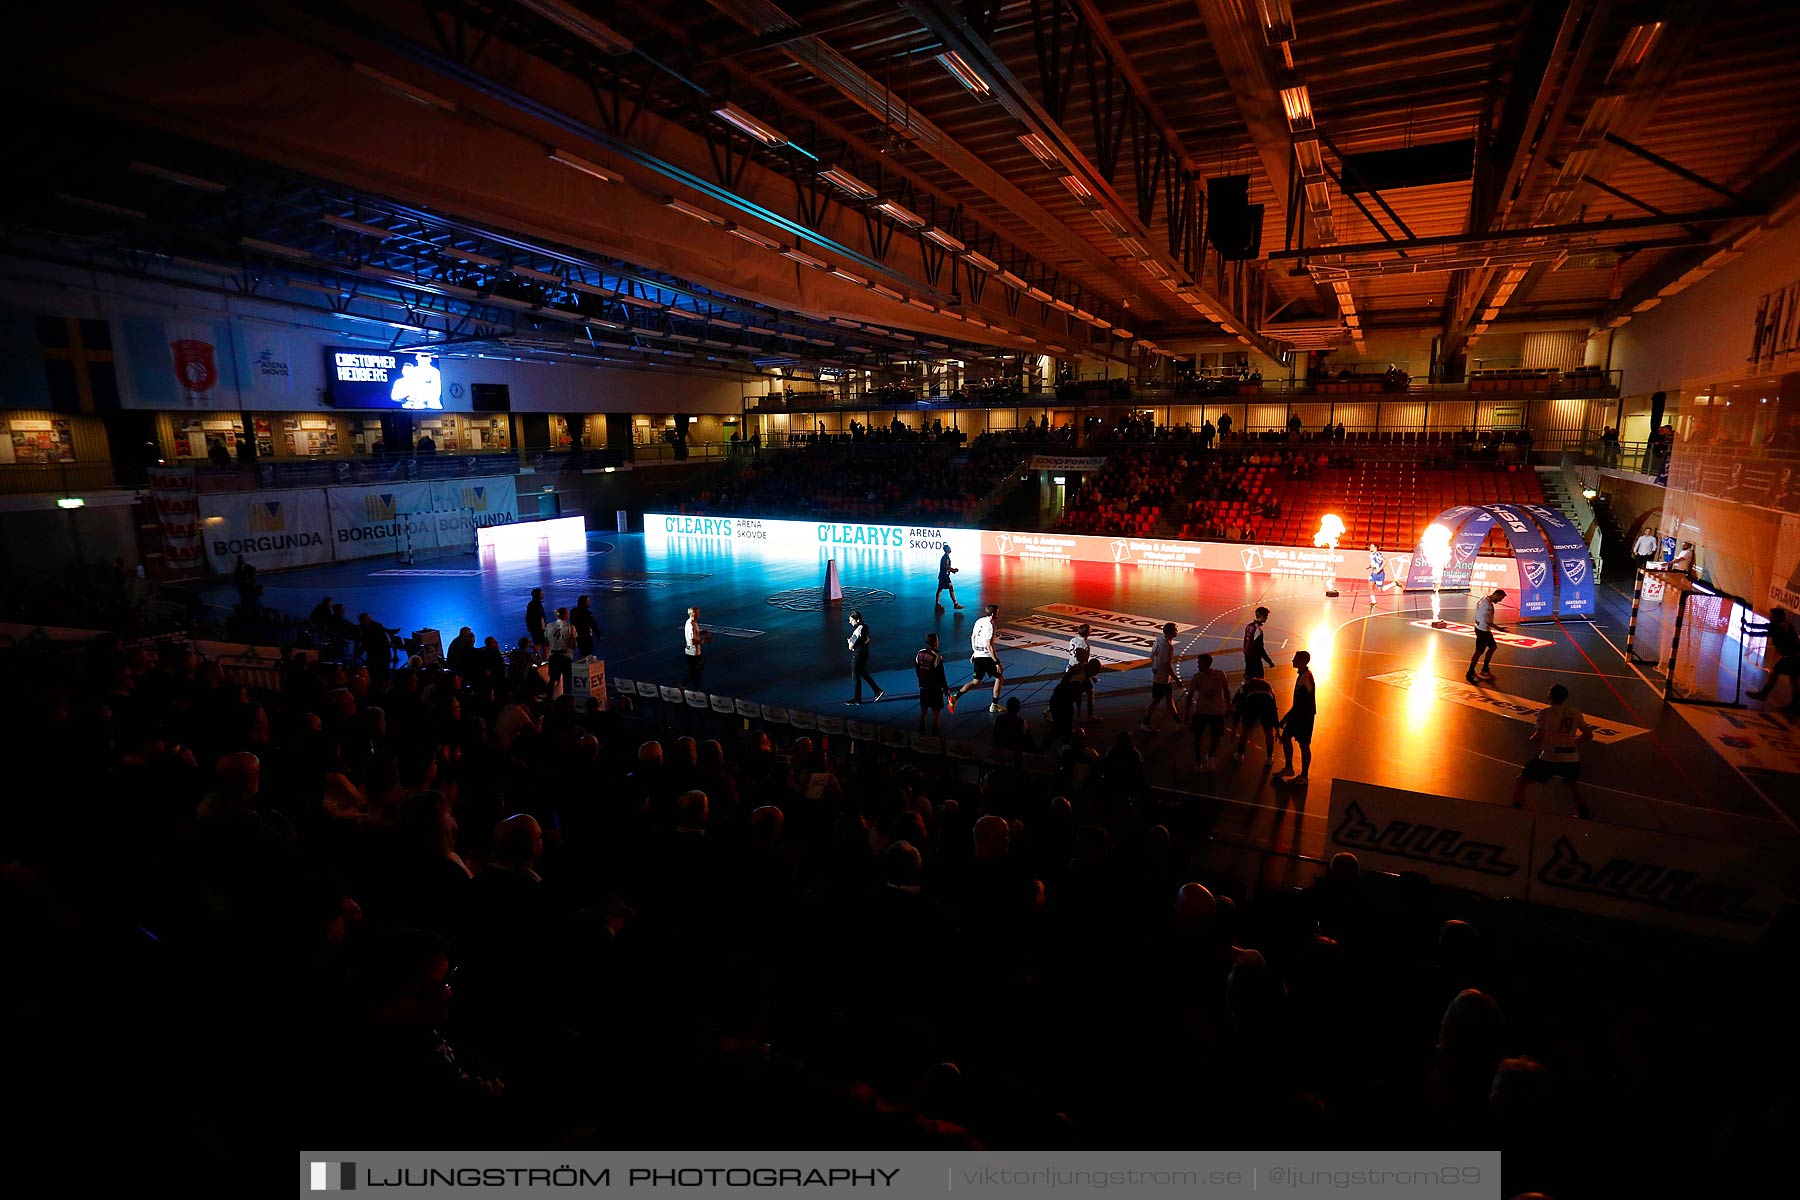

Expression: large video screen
xmin=326 ymin=348 xmax=443 ymax=409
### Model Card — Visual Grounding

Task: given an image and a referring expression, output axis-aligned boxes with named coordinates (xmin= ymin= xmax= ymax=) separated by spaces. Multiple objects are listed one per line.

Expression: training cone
xmin=824 ymin=557 xmax=843 ymax=605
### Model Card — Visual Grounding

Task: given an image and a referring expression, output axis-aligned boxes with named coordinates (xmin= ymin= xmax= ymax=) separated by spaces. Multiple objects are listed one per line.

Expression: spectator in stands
xmin=195 ymin=750 xmax=293 ymax=848
xmin=207 ymin=438 xmax=232 ymax=469
xmin=1600 ymin=426 xmax=1621 ymax=466
xmin=1431 ymin=989 xmax=1508 ymax=1140
xmin=993 ymin=696 xmax=1032 ymax=753
xmin=507 ymin=637 xmax=546 ymax=701
xmin=1 ymin=563 xmax=1773 ymax=1180
xmin=447 ymin=626 xmax=478 ymax=679
xmin=416 ymin=434 xmax=436 ymax=455
xmin=360 ymin=613 xmax=400 ymax=677
xmin=336 ymin=929 xmax=504 ymax=1144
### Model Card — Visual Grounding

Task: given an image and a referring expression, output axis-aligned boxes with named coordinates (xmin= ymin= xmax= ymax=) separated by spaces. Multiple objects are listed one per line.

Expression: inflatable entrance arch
xmin=1403 ymin=503 xmax=1595 ymax=621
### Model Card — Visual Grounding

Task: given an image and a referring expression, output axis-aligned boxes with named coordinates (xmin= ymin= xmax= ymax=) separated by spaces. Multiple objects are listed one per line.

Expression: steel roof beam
xmin=1271 ymin=207 xmax=1752 ymax=259
xmin=895 ymin=0 xmax=1284 ymax=356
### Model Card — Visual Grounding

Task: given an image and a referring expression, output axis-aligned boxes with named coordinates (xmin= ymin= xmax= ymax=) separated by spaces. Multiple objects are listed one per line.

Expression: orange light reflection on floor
xmin=1404 ymin=636 xmax=1438 ymax=731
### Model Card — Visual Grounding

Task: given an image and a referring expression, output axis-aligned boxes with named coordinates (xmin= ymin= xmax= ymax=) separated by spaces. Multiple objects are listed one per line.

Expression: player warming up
xmin=934 ymin=543 xmax=963 ymax=612
xmin=1139 ymin=622 xmax=1183 ymax=732
xmin=1181 ymin=652 xmax=1232 ymax=771
xmin=915 ymin=632 xmax=951 ymax=732
xmin=1367 ymin=544 xmax=1400 ymax=600
xmin=954 ymin=603 xmax=1006 ymax=712
xmin=1466 ymin=589 xmax=1507 ymax=684
xmin=1242 ymin=607 xmax=1276 ymax=680
xmin=1276 ymin=650 xmax=1317 ymax=784
xmin=1231 ymin=675 xmax=1280 ymax=769
xmin=1511 ymin=683 xmax=1595 ymax=819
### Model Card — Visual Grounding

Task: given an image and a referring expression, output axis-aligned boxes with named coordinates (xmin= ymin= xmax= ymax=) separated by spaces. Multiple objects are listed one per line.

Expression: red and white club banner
xmin=145 ymin=466 xmax=205 ymax=573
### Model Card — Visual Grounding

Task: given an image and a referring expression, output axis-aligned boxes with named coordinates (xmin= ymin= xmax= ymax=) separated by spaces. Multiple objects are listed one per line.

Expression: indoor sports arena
xmin=1 ymin=2 xmax=1797 ymax=1195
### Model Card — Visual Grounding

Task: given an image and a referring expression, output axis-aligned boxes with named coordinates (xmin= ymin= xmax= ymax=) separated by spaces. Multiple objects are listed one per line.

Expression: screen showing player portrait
xmin=326 ymin=348 xmax=444 ymax=409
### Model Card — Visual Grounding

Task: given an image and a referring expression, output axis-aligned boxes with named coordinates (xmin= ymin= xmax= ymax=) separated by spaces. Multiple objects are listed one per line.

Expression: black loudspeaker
xmin=471 ymin=383 xmax=510 ymax=412
xmin=1207 ymin=175 xmax=1263 ymax=259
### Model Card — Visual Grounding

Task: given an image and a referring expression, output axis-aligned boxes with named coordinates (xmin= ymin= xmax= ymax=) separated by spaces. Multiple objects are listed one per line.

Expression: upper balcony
xmin=747 ymin=368 xmax=1622 ymax=414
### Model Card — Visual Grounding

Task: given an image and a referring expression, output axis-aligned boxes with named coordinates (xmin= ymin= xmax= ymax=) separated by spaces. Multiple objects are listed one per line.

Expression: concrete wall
xmin=1608 ymin=218 xmax=1800 ymax=396
xmin=0 ymin=255 xmax=752 ymax=417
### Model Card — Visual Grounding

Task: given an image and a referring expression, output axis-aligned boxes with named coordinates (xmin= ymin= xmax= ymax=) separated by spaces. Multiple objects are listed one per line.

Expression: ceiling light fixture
xmin=1018 ymin=132 xmax=1061 ymax=168
xmin=828 ymin=267 xmax=868 ymax=286
xmin=713 ymin=103 xmax=788 ymax=148
xmin=1060 ymin=175 xmax=1098 ymax=206
xmin=818 ymin=167 xmax=877 ymax=199
xmin=779 ymin=247 xmax=829 ymax=269
xmin=352 ymin=63 xmax=456 ymax=111
xmin=962 ymin=251 xmax=998 ymax=273
xmin=665 ymin=197 xmax=726 ymax=226
xmin=922 ymin=227 xmax=965 ymax=252
xmin=1257 ymin=0 xmax=1295 ymax=44
xmin=873 ymin=200 xmax=925 ymax=229
xmin=549 ymin=148 xmax=622 ymax=183
xmin=1279 ymin=85 xmax=1314 ymax=132
xmin=1293 ymin=135 xmax=1324 ymax=177
xmin=320 ymin=214 xmax=393 ymax=239
xmin=512 ymin=265 xmax=568 ymax=287
xmin=1092 ymin=209 xmax=1126 ymax=235
xmin=514 ymin=0 xmax=634 ymax=55
xmin=128 ymin=161 xmax=227 ymax=192
xmin=936 ymin=51 xmax=992 ymax=97
xmin=725 ymin=222 xmax=779 ymax=250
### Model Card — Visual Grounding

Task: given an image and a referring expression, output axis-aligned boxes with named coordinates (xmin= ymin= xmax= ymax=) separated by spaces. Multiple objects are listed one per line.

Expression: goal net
xmin=1629 ymin=571 xmax=1747 ymax=705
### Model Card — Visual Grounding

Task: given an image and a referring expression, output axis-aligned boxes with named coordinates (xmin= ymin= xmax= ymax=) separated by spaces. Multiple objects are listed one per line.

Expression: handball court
xmin=211 ymin=532 xmax=1800 ymax=861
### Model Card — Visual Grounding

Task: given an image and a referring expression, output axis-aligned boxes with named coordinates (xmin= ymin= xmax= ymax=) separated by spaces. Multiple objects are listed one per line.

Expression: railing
xmin=964 ymin=455 xmax=1033 ymax=525
xmin=1563 ymin=438 xmax=1660 ymax=476
xmin=747 ymin=372 xmax=1624 ymax=414
xmin=630 ymin=440 xmax=740 ymax=464
xmin=178 ymin=451 xmax=526 ymax=492
xmin=0 ymin=462 xmax=119 ymax=495
xmin=1550 ymin=456 xmax=1599 ymax=532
